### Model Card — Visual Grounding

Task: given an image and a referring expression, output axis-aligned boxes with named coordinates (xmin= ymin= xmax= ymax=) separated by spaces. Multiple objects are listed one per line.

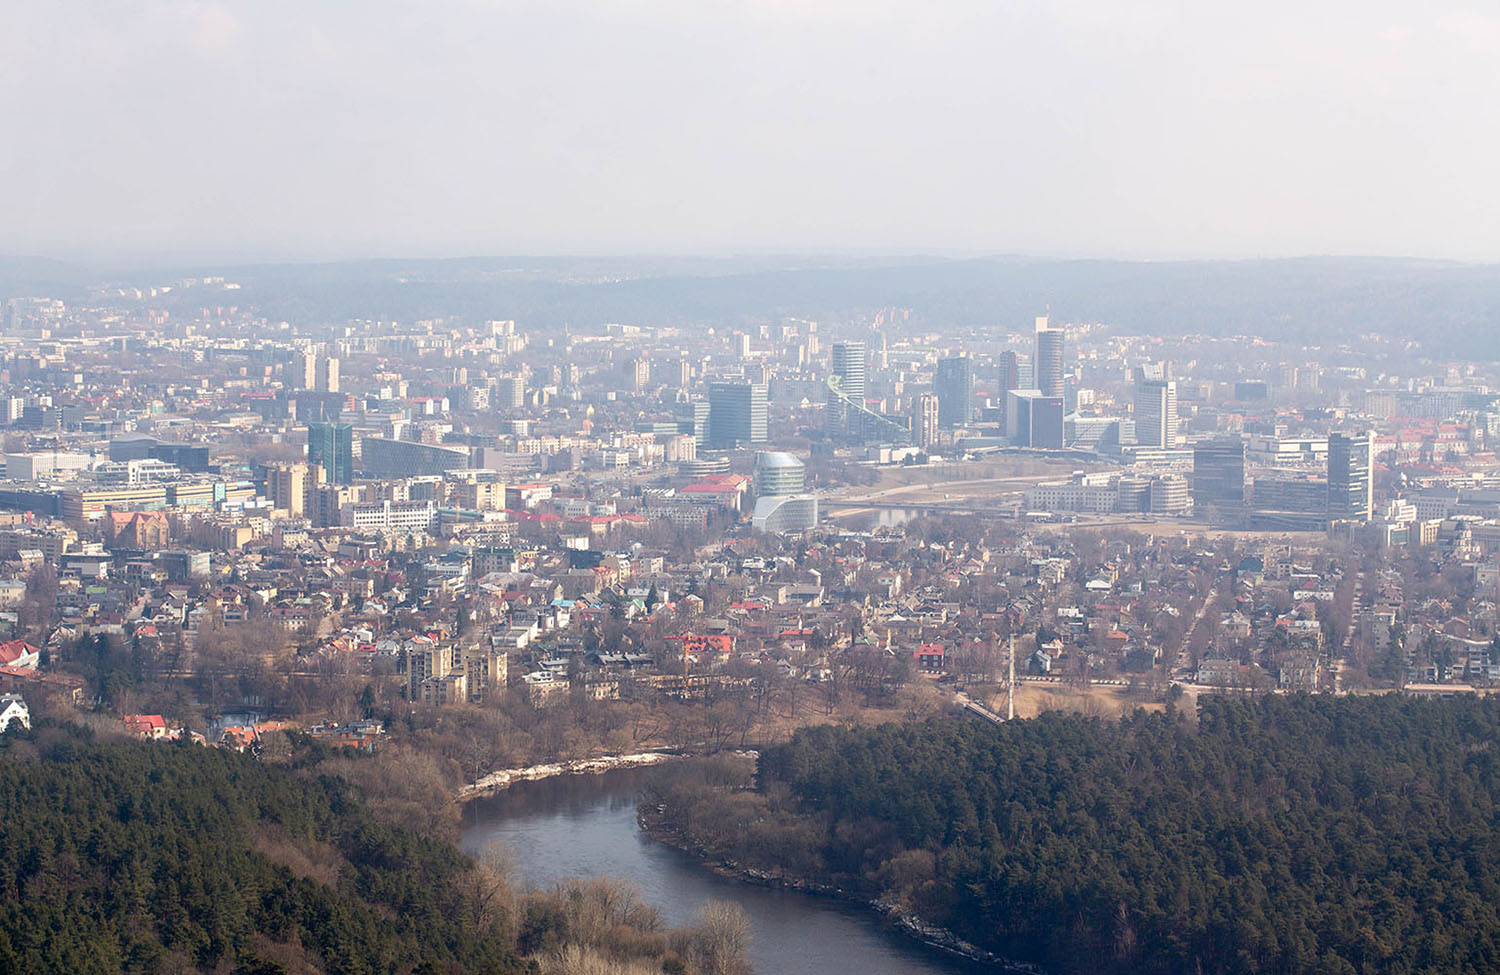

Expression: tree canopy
xmin=715 ymin=695 xmax=1500 ymax=974
xmin=0 ymin=724 xmax=526 ymax=975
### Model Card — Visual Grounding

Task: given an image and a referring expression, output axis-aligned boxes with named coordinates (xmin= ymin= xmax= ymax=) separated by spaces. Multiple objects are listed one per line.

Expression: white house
xmin=0 ymin=694 xmax=29 ymax=733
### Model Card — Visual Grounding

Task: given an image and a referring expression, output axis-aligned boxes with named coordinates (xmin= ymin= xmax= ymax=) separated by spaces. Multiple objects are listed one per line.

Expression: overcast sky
xmin=3 ymin=1 xmax=1497 ymax=263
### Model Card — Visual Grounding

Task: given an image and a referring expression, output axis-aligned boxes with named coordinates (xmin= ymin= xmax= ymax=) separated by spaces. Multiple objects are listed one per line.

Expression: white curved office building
xmin=751 ymin=494 xmax=818 ymax=534
xmin=753 ymin=451 xmax=807 ymax=497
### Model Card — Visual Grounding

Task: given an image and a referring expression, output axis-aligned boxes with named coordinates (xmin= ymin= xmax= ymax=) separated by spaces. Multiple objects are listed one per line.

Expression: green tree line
xmin=658 ymin=695 xmax=1500 ymax=974
xmin=0 ymin=723 xmax=527 ymax=975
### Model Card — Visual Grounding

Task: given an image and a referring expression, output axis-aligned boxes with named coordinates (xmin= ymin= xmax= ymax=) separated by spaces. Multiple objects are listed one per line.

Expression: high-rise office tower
xmin=307 ymin=422 xmax=354 ymax=486
xmin=1191 ymin=436 xmax=1247 ymax=510
xmin=828 ymin=341 xmax=867 ymax=435
xmin=1134 ymin=363 xmax=1178 ymax=448
xmin=1328 ymin=431 xmax=1374 ymax=521
xmin=935 ymin=356 xmax=974 ymax=428
xmin=997 ymin=351 xmax=1021 ymax=398
xmin=1016 ymin=357 xmax=1035 ymax=391
xmin=911 ymin=392 xmax=940 ymax=448
xmin=996 ymin=350 xmax=1021 ymax=427
xmin=290 ymin=350 xmax=317 ymax=390
xmin=707 ymin=382 xmax=768 ymax=447
xmin=318 ymin=356 xmax=340 ymax=393
xmin=1034 ymin=316 xmax=1065 ymax=398
xmin=830 ymin=341 xmax=867 ymax=403
xmin=1007 ymin=390 xmax=1065 ymax=448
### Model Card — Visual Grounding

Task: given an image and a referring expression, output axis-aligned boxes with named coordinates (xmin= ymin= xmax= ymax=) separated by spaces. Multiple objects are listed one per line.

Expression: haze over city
xmin=5 ymin=0 xmax=1500 ymax=262
xmin=8 ymin=4 xmax=1500 ymax=975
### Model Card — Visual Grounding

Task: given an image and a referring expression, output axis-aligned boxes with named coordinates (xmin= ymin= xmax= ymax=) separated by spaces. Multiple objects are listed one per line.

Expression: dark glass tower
xmin=935 ymin=356 xmax=974 ymax=428
xmin=1191 ymin=436 xmax=1246 ymax=509
xmin=308 ymin=422 xmax=354 ymax=485
xmin=707 ymin=382 xmax=768 ymax=447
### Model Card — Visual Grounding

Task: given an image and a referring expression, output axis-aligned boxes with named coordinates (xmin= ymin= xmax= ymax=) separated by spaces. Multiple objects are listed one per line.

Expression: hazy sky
xmin=3 ymin=1 xmax=1498 ymax=262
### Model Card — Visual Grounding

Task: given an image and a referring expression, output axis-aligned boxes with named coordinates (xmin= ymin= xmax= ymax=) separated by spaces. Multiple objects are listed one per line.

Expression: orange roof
xmin=671 ymin=634 xmax=733 ymax=653
xmin=0 ymin=641 xmax=39 ymax=665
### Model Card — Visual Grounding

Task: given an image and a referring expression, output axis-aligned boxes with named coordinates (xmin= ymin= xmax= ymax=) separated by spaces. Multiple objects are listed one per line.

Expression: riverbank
xmin=457 ymin=750 xmax=685 ymax=801
xmin=637 ymin=802 xmax=1040 ymax=974
xmin=463 ymin=763 xmax=995 ymax=975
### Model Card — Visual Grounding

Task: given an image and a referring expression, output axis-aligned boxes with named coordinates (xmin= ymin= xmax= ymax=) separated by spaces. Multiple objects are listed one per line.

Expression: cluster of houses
xmin=118 ymin=710 xmax=387 ymax=753
xmin=4 ymin=449 xmax=1500 ymax=742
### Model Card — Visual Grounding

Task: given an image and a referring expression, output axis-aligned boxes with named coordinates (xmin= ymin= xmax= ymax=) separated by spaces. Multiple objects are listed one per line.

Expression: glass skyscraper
xmin=828 ymin=341 xmax=867 ymax=436
xmin=935 ymin=356 xmax=974 ymax=428
xmin=308 ymin=422 xmax=354 ymax=485
xmin=1034 ymin=316 xmax=1066 ymax=398
xmin=707 ymin=382 xmax=768 ymax=447
xmin=830 ymin=341 xmax=866 ymax=402
xmin=1191 ymin=436 xmax=1247 ymax=510
xmin=1328 ymin=432 xmax=1373 ymax=521
xmin=1134 ymin=364 xmax=1179 ymax=448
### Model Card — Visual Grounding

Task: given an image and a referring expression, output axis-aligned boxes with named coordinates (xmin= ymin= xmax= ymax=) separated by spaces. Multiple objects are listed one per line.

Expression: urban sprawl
xmin=0 ymin=284 xmax=1491 ymax=751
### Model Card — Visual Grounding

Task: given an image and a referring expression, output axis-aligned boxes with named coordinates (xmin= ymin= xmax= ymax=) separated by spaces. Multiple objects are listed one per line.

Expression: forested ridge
xmin=8 ymin=256 xmax=1499 ymax=357
xmin=0 ymin=723 xmax=526 ymax=975
xmin=656 ymin=695 xmax=1500 ymax=974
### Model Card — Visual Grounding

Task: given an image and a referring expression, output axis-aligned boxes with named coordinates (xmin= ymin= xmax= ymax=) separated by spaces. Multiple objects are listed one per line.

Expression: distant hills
xmin=3 ymin=254 xmax=1499 ymax=356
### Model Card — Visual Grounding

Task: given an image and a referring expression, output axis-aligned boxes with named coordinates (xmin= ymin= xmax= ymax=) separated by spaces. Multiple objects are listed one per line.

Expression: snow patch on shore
xmin=457 ymin=751 xmax=682 ymax=801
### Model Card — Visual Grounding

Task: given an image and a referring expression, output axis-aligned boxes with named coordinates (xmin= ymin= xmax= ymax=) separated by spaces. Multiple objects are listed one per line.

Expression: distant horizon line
xmin=0 ymin=250 xmax=1487 ymax=275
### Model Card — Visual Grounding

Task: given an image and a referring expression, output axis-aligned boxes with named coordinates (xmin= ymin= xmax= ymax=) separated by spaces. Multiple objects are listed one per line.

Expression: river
xmin=828 ymin=507 xmax=922 ymax=529
xmin=461 ymin=766 xmax=996 ymax=975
